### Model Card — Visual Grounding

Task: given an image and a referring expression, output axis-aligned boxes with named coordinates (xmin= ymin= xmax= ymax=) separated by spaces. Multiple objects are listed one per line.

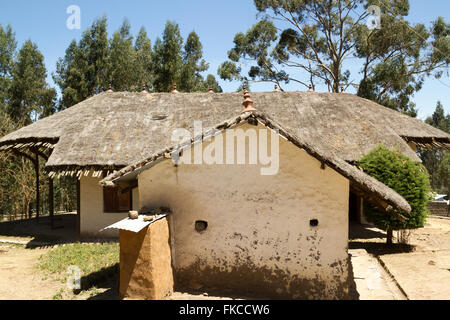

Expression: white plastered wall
xmin=79 ymin=174 xmax=137 ymax=238
xmin=137 ymin=123 xmax=354 ymax=299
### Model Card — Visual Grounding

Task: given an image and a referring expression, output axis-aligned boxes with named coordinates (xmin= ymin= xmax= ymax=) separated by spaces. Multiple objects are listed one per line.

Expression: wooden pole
xmin=387 ymin=229 xmax=393 ymax=244
xmin=35 ymin=153 xmax=39 ymax=222
xmin=76 ymin=179 xmax=81 ymax=242
xmin=49 ymin=177 xmax=54 ymax=229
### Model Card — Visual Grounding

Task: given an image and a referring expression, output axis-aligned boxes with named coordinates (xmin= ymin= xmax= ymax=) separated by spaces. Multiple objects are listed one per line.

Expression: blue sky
xmin=0 ymin=0 xmax=448 ymax=119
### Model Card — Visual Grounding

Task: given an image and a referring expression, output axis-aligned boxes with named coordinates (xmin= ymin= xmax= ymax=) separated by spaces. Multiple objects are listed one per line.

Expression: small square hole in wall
xmin=310 ymin=219 xmax=319 ymax=227
xmin=195 ymin=220 xmax=208 ymax=233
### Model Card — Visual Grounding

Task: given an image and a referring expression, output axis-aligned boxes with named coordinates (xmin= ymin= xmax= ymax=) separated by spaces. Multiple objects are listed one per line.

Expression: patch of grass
xmin=53 ymin=289 xmax=64 ymax=300
xmin=89 ymin=287 xmax=100 ymax=298
xmin=0 ymin=242 xmax=25 ymax=249
xmin=38 ymin=242 xmax=119 ymax=291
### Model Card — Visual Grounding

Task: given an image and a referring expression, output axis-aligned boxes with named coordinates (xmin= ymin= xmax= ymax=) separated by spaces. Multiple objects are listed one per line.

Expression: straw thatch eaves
xmin=0 ymin=91 xmax=448 ymax=177
xmin=100 ymin=111 xmax=412 ymax=218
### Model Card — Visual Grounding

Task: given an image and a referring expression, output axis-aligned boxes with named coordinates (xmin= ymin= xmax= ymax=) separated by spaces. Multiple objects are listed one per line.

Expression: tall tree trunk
xmin=333 ymin=62 xmax=340 ymax=93
xmin=333 ymin=81 xmax=340 ymax=93
xmin=387 ymin=229 xmax=393 ymax=244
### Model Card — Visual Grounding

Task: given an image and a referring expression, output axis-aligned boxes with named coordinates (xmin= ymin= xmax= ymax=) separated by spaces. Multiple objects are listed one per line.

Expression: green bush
xmin=358 ymin=145 xmax=431 ymax=232
xmin=438 ymin=152 xmax=450 ymax=195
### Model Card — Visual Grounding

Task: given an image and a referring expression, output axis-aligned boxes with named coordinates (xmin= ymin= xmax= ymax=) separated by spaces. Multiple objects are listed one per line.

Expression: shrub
xmin=358 ymin=145 xmax=431 ymax=242
xmin=438 ymin=152 xmax=450 ymax=195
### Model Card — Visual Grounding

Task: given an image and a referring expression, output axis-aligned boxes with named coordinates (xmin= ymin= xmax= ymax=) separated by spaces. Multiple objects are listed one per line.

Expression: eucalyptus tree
xmin=54 ymin=16 xmax=110 ymax=110
xmin=80 ymin=16 xmax=110 ymax=95
xmin=1 ymin=37 xmax=56 ymax=220
xmin=109 ymin=19 xmax=136 ymax=91
xmin=179 ymin=31 xmax=209 ymax=92
xmin=7 ymin=40 xmax=56 ymax=124
xmin=0 ymin=24 xmax=16 ymax=114
xmin=218 ymin=0 xmax=450 ymax=114
xmin=205 ymin=74 xmax=223 ymax=93
xmin=134 ymin=26 xmax=153 ymax=91
xmin=152 ymin=21 xmax=184 ymax=92
xmin=55 ymin=17 xmax=217 ymax=97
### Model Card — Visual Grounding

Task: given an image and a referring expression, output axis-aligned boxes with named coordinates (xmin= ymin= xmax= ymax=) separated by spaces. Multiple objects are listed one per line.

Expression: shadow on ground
xmin=349 ymin=241 xmax=415 ymax=255
xmin=349 ymin=223 xmax=386 ymax=240
xmin=74 ymin=264 xmax=120 ymax=300
xmin=87 ymin=287 xmax=119 ymax=300
xmin=0 ymin=214 xmax=76 ymax=247
xmin=349 ymin=222 xmax=416 ymax=255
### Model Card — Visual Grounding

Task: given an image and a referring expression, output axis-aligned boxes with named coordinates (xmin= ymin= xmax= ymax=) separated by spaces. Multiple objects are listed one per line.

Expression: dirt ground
xmin=349 ymin=216 xmax=450 ymax=300
xmin=0 ymin=215 xmax=449 ymax=300
xmin=0 ymin=213 xmax=77 ymax=245
xmin=0 ymin=245 xmax=63 ymax=300
xmin=0 ymin=215 xmax=118 ymax=300
xmin=0 ymin=243 xmax=119 ymax=300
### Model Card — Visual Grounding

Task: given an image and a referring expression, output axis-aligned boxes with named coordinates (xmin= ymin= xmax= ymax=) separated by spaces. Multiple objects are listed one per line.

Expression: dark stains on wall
xmin=175 ymin=256 xmax=358 ymax=300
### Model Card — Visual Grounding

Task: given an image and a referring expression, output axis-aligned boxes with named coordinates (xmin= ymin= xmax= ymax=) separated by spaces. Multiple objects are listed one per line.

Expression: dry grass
xmin=37 ymin=242 xmax=119 ymax=291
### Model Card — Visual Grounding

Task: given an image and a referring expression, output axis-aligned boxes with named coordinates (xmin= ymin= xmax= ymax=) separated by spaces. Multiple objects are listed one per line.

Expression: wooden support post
xmin=49 ymin=177 xmax=54 ymax=229
xmin=356 ymin=195 xmax=363 ymax=224
xmin=76 ymin=179 xmax=81 ymax=242
xmin=12 ymin=147 xmax=51 ymax=224
xmin=387 ymin=229 xmax=393 ymax=244
xmin=35 ymin=153 xmax=40 ymax=222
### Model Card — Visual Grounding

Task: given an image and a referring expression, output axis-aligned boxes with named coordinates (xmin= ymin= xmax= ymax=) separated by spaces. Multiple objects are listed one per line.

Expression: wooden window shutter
xmin=117 ymin=189 xmax=131 ymax=211
xmin=103 ymin=187 xmax=118 ymax=212
xmin=103 ymin=187 xmax=131 ymax=212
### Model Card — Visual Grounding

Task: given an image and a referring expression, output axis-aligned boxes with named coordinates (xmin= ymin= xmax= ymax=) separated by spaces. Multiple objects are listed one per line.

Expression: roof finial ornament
xmin=307 ymin=84 xmax=314 ymax=92
xmin=171 ymin=83 xmax=179 ymax=94
xmin=273 ymin=85 xmax=281 ymax=92
xmin=241 ymin=89 xmax=256 ymax=113
xmin=208 ymin=86 xmax=214 ymax=93
xmin=106 ymin=84 xmax=113 ymax=93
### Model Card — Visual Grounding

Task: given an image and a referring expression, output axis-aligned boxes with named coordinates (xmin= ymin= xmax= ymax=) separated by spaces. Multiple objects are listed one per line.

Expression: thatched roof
xmin=0 ymin=91 xmax=448 ymax=174
xmin=101 ymin=111 xmax=412 ymax=216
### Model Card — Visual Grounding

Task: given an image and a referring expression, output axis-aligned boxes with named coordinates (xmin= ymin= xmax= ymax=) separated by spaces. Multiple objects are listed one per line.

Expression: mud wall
xmin=119 ymin=218 xmax=173 ymax=300
xmin=138 ymin=123 xmax=355 ymax=299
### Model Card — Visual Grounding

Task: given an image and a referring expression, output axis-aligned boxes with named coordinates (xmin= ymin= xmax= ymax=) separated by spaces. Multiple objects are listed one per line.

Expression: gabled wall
xmin=137 ymin=123 xmax=357 ymax=299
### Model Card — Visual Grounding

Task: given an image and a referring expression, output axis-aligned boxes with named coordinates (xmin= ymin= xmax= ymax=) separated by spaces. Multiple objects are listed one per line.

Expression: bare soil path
xmin=0 ymin=245 xmax=64 ymax=300
xmin=0 ymin=215 xmax=117 ymax=300
xmin=349 ymin=248 xmax=406 ymax=300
